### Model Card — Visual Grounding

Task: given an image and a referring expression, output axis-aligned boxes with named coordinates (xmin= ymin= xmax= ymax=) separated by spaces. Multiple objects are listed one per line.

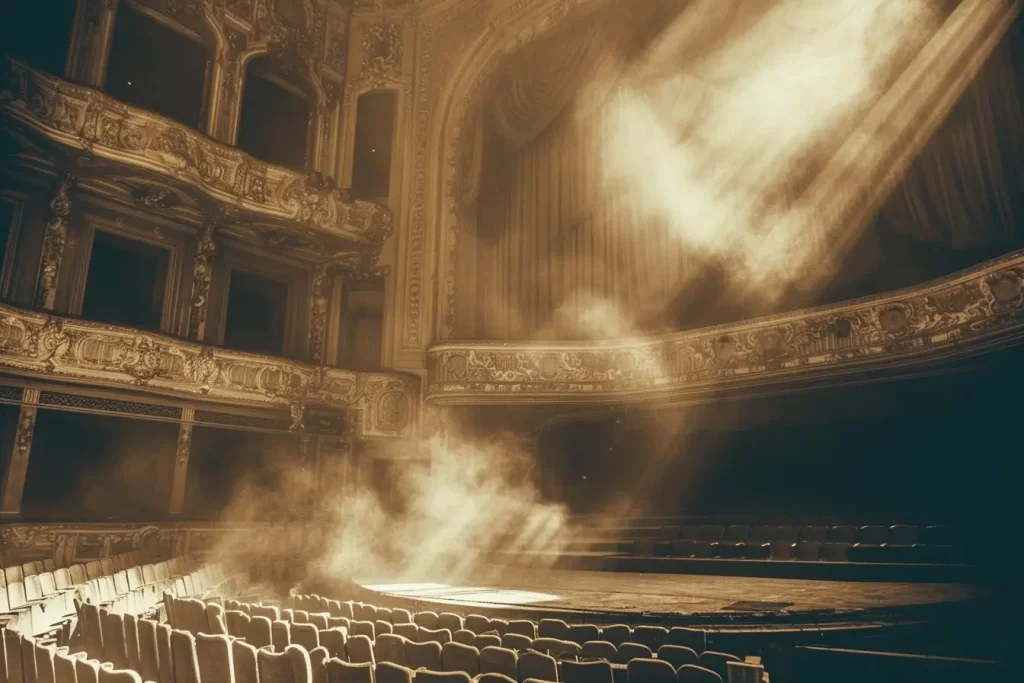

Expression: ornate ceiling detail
xmin=1 ymin=58 xmax=390 ymax=264
xmin=0 ymin=302 xmax=419 ymax=438
xmin=354 ymin=20 xmax=406 ymax=89
xmin=425 ymin=250 xmax=1024 ymax=404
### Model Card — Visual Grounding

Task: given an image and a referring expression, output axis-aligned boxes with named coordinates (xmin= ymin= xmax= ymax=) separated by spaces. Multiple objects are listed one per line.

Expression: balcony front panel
xmin=0 ymin=59 xmax=392 ymax=272
xmin=426 ymin=250 xmax=1024 ymax=404
xmin=0 ymin=302 xmax=418 ymax=438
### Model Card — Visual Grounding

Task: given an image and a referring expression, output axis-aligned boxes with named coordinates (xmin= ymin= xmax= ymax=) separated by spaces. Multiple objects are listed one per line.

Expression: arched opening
xmin=236 ymin=57 xmax=311 ymax=171
xmin=0 ymin=0 xmax=77 ymax=76
xmin=104 ymin=2 xmax=210 ymax=129
xmin=455 ymin=1 xmax=1024 ymax=341
xmin=351 ymin=91 xmax=397 ymax=201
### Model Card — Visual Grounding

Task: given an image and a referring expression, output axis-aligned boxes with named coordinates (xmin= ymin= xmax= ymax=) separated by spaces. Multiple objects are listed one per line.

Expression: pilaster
xmin=0 ymin=389 xmax=40 ymax=517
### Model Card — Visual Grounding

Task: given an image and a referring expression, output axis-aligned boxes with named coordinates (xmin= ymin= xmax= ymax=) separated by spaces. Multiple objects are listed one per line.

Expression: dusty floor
xmin=360 ymin=567 xmax=980 ymax=617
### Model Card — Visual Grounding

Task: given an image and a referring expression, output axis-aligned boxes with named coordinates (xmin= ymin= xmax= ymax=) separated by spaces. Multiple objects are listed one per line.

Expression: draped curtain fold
xmin=475 ymin=105 xmax=691 ymax=340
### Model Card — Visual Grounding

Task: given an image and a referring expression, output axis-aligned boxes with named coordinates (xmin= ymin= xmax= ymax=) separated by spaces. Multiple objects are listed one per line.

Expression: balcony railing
xmin=426 ymin=250 xmax=1024 ymax=404
xmin=0 ymin=58 xmax=391 ymax=269
xmin=0 ymin=301 xmax=419 ymax=438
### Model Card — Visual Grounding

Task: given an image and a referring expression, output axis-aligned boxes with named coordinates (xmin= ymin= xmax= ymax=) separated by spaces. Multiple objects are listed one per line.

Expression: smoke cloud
xmin=207 ymin=0 xmax=950 ymax=590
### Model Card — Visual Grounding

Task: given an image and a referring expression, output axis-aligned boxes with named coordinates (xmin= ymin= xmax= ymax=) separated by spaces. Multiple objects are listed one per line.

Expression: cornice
xmin=0 ymin=58 xmax=392 ymax=275
xmin=425 ymin=250 xmax=1024 ymax=404
xmin=0 ymin=302 xmax=419 ymax=438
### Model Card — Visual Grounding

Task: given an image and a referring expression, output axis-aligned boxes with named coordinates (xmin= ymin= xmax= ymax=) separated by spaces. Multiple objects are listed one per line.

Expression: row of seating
xmin=632 ymin=524 xmax=962 ymax=564
xmin=2 ymin=555 xmax=227 ymax=636
xmin=161 ymin=595 xmax=760 ymax=683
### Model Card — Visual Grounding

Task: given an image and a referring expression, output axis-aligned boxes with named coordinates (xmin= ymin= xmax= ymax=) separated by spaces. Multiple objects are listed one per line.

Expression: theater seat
xmin=538 ymin=619 xmax=571 ymax=640
xmin=568 ymin=624 xmax=601 ymax=646
xmin=375 ymin=662 xmax=413 ymax=683
xmin=518 ymin=651 xmax=558 ymax=683
xmin=480 ymin=646 xmax=518 ymax=680
xmin=627 ymin=658 xmax=677 ymax=683
xmin=439 ymin=614 xmax=464 ymax=635
xmin=601 ymin=625 xmax=631 ymax=647
xmin=420 ymin=628 xmax=453 ymax=645
xmin=501 ymin=633 xmax=533 ymax=651
xmin=563 ymin=660 xmax=614 ymax=683
xmin=657 ymin=645 xmax=699 ymax=669
xmin=698 ymin=651 xmax=740 ymax=681
xmin=441 ymin=641 xmax=480 ymax=676
xmin=507 ymin=620 xmax=537 ymax=639
xmin=677 ymin=665 xmax=722 ymax=683
xmin=770 ymin=541 xmax=796 ymax=560
xmin=582 ymin=641 xmax=618 ymax=661
xmin=632 ymin=626 xmax=669 ymax=651
xmin=615 ymin=642 xmax=652 ymax=664
xmin=717 ymin=526 xmax=750 ymax=559
xmin=325 ymin=659 xmax=373 ymax=683
xmin=475 ymin=634 xmax=501 ymax=650
xmin=479 ymin=675 xmax=517 ymax=683
xmin=233 ymin=640 xmax=260 ymax=683
xmin=796 ymin=541 xmax=822 ymax=561
xmin=414 ymin=612 xmax=439 ymax=630
xmin=668 ymin=627 xmax=705 ymax=652
xmin=454 ymin=630 xmax=476 ymax=646
xmin=821 ymin=543 xmax=849 ymax=562
xmin=407 ymin=640 xmax=443 ymax=670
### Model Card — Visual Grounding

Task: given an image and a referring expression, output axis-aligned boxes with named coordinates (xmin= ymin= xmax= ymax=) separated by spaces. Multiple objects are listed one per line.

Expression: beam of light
xmin=363 ymin=583 xmax=560 ymax=606
xmin=595 ymin=0 xmax=943 ymax=309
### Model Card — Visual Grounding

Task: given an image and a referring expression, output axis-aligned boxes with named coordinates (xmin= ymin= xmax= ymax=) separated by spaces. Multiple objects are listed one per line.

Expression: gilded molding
xmin=0 ymin=521 xmax=305 ymax=567
xmin=425 ymin=251 xmax=1024 ymax=404
xmin=1 ymin=58 xmax=391 ymax=256
xmin=186 ymin=215 xmax=220 ymax=341
xmin=0 ymin=302 xmax=420 ymax=438
xmin=34 ymin=176 xmax=75 ymax=310
xmin=402 ymin=0 xmax=594 ymax=348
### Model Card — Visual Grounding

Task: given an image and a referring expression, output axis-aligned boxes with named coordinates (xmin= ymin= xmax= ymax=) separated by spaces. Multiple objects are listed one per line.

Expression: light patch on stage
xmin=362 ymin=582 xmax=559 ymax=606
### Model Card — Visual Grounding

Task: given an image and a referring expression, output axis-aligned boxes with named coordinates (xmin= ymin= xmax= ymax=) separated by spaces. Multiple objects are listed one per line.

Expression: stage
xmin=359 ymin=567 xmax=982 ymax=628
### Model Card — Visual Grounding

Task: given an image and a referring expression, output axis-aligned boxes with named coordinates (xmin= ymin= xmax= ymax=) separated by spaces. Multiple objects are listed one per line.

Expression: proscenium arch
xmin=426 ymin=0 xmax=608 ymax=342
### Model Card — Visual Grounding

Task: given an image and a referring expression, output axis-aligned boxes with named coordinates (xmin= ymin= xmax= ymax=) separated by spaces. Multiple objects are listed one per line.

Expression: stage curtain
xmin=872 ymin=27 xmax=1024 ymax=250
xmin=474 ymin=103 xmax=691 ymax=341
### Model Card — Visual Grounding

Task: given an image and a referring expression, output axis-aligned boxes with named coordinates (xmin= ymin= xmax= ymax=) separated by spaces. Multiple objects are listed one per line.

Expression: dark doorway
xmin=223 ymin=269 xmax=289 ymax=356
xmin=338 ymin=275 xmax=384 ymax=370
xmin=351 ymin=92 xmax=397 ymax=200
xmin=81 ymin=230 xmax=168 ymax=331
xmin=236 ymin=59 xmax=311 ymax=170
xmin=105 ymin=2 xmax=209 ymax=129
xmin=21 ymin=410 xmax=177 ymax=521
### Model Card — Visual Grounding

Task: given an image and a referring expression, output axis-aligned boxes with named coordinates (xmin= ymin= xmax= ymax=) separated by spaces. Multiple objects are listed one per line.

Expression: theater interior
xmin=1 ymin=1 xmax=1021 ymax=682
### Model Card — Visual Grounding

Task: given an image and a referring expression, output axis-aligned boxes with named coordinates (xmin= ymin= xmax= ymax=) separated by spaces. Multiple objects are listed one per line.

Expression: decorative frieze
xmin=0 ymin=521 xmax=304 ymax=568
xmin=0 ymin=301 xmax=419 ymax=438
xmin=425 ymin=251 xmax=1024 ymax=404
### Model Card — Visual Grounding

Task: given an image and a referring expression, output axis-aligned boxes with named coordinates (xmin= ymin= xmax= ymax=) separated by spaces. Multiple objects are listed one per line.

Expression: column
xmin=0 ymin=389 xmax=40 ymax=517
xmin=309 ymin=262 xmax=341 ymax=364
xmin=34 ymin=176 xmax=75 ymax=310
xmin=186 ymin=216 xmax=218 ymax=341
xmin=66 ymin=0 xmax=118 ymax=87
xmin=168 ymin=407 xmax=194 ymax=516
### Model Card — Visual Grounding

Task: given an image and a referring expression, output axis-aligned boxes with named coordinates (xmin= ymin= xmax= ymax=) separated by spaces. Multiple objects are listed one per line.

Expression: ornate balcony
xmin=0 ymin=302 xmax=419 ymax=438
xmin=0 ymin=58 xmax=392 ymax=273
xmin=426 ymin=250 xmax=1024 ymax=405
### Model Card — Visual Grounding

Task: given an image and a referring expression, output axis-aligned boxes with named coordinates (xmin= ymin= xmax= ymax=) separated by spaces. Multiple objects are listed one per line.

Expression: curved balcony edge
xmin=0 ymin=58 xmax=392 ymax=266
xmin=425 ymin=250 xmax=1024 ymax=405
xmin=0 ymin=303 xmax=419 ymax=438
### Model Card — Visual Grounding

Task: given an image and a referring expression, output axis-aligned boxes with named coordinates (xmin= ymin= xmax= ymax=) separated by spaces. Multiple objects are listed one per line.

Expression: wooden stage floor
xmin=359 ymin=567 xmax=980 ymax=622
